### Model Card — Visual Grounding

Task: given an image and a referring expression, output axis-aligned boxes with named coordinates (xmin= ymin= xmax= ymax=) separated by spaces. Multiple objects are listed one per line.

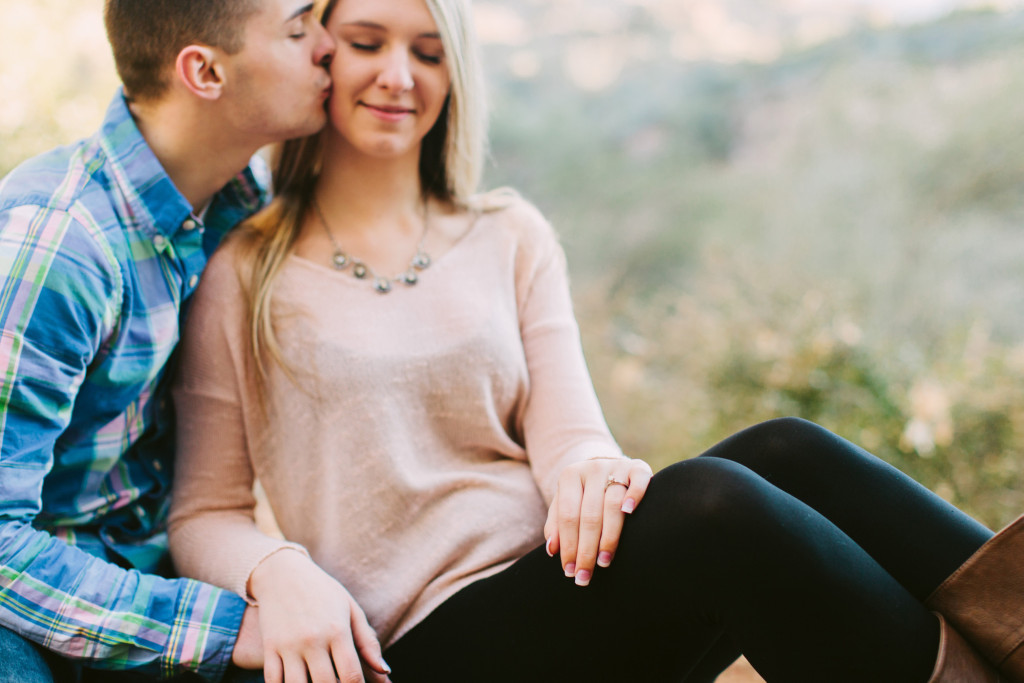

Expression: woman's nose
xmin=376 ymin=50 xmax=414 ymax=92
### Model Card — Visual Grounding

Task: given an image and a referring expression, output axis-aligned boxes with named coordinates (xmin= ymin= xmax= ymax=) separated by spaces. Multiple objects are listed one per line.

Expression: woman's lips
xmin=362 ymin=103 xmax=414 ymax=122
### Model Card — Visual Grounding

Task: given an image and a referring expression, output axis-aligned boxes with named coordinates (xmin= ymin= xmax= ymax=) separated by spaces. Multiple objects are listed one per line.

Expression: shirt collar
xmin=95 ymin=90 xmax=268 ymax=243
xmin=97 ymin=90 xmax=194 ymax=240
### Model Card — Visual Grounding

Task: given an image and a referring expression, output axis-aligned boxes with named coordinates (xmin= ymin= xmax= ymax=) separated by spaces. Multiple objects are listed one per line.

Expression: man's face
xmin=221 ymin=0 xmax=336 ymax=145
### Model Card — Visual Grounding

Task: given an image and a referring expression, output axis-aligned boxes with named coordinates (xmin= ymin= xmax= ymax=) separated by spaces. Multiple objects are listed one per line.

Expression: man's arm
xmin=0 ymin=521 xmax=247 ymax=677
xmin=0 ymin=204 xmax=246 ymax=679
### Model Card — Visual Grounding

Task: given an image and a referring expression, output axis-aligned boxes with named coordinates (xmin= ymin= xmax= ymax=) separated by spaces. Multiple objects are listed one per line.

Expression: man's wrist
xmin=168 ymin=580 xmax=248 ymax=681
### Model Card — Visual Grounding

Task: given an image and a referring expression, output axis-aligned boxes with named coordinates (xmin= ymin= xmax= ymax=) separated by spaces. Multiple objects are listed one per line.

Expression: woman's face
xmin=324 ymin=0 xmax=451 ymax=160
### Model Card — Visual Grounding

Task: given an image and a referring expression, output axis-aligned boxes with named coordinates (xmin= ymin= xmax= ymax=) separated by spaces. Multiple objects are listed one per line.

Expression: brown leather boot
xmin=930 ymin=614 xmax=1002 ymax=682
xmin=926 ymin=514 xmax=1024 ymax=682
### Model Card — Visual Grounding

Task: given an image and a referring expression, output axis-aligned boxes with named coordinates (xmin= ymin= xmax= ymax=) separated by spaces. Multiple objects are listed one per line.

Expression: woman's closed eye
xmin=348 ymin=41 xmax=442 ymax=65
xmin=415 ymin=50 xmax=443 ymax=65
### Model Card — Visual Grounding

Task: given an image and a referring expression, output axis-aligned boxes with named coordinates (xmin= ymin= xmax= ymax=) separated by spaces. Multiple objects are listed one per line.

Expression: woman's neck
xmin=314 ymin=139 xmax=425 ymax=236
xmin=297 ymin=135 xmax=437 ymax=278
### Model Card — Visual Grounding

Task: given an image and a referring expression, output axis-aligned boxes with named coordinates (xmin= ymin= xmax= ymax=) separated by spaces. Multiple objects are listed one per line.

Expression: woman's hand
xmin=248 ymin=548 xmax=392 ymax=683
xmin=231 ymin=605 xmax=264 ymax=670
xmin=544 ymin=457 xmax=654 ymax=586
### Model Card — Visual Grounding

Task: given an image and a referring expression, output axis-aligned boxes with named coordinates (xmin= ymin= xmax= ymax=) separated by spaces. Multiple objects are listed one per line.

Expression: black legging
xmin=382 ymin=417 xmax=994 ymax=682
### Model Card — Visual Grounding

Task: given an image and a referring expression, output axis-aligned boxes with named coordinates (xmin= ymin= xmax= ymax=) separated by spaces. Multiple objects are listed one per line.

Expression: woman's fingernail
xmin=597 ymin=551 xmax=612 ymax=567
xmin=564 ymin=562 xmax=576 ymax=577
xmin=621 ymin=498 xmax=636 ymax=514
xmin=381 ymin=659 xmax=392 ymax=674
xmin=545 ymin=536 xmax=554 ymax=557
xmin=575 ymin=569 xmax=592 ymax=586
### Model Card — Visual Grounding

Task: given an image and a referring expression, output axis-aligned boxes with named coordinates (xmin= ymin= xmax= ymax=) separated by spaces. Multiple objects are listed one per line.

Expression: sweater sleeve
xmin=168 ymin=241 xmax=305 ymax=601
xmin=509 ymin=199 xmax=626 ymax=503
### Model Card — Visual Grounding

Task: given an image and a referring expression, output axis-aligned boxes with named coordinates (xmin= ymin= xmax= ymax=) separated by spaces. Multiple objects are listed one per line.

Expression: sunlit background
xmin=3 ymin=0 xmax=1023 ymax=530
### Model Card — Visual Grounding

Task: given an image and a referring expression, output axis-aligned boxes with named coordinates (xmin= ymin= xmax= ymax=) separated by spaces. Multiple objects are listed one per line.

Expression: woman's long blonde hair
xmin=237 ymin=0 xmax=487 ymax=386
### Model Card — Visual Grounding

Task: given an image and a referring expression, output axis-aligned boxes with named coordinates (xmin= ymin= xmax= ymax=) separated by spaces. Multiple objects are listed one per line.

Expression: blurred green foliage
xmin=486 ymin=9 xmax=1024 ymax=528
xmin=0 ymin=0 xmax=118 ymax=178
xmin=3 ymin=3 xmax=1022 ymax=528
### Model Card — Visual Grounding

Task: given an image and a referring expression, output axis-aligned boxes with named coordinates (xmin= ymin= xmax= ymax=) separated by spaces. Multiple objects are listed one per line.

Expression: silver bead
xmin=402 ymin=271 xmax=418 ymax=285
xmin=374 ymin=278 xmax=392 ymax=293
xmin=412 ymin=253 xmax=431 ymax=270
xmin=332 ymin=251 xmax=349 ymax=269
xmin=353 ymin=263 xmax=368 ymax=279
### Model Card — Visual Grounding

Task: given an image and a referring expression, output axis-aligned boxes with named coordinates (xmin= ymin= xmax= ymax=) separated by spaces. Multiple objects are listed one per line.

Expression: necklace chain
xmin=313 ymin=198 xmax=432 ymax=294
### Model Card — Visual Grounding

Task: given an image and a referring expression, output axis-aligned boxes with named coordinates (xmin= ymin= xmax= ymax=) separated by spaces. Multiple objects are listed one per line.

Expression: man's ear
xmin=175 ymin=45 xmax=226 ymax=100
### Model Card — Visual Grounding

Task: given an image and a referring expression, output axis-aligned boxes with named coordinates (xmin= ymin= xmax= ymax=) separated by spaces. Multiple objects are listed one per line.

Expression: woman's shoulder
xmin=200 ymin=223 xmax=262 ymax=299
xmin=466 ymin=188 xmax=559 ymax=247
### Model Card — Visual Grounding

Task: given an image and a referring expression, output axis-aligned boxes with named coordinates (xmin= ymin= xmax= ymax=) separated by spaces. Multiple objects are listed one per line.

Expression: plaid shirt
xmin=0 ymin=92 xmax=268 ymax=679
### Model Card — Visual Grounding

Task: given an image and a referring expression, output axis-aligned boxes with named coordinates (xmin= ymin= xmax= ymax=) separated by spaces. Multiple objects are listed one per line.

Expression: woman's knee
xmin=638 ymin=458 xmax=779 ymax=545
xmin=698 ymin=416 xmax=876 ymax=480
xmin=623 ymin=457 xmax=810 ymax=583
xmin=704 ymin=417 xmax=828 ymax=461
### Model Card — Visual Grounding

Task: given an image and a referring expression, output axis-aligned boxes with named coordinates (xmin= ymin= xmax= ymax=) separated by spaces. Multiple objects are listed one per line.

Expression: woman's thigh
xmin=697 ymin=417 xmax=993 ymax=597
xmin=384 ymin=544 xmax=723 ymax=683
xmin=385 ymin=457 xmax=939 ymax=683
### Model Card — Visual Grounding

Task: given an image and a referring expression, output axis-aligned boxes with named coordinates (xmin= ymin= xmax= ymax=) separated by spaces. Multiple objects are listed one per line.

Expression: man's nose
xmin=313 ymin=22 xmax=336 ymax=68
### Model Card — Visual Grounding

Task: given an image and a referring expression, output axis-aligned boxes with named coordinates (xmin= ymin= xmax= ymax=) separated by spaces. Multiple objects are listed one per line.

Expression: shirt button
xmin=183 ymin=219 xmax=198 ymax=231
xmin=153 ymin=235 xmax=166 ymax=249
xmin=188 ymin=274 xmax=199 ymax=288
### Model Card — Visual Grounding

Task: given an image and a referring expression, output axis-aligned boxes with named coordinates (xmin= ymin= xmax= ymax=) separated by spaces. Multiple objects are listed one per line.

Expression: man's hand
xmin=232 ymin=605 xmax=264 ymax=669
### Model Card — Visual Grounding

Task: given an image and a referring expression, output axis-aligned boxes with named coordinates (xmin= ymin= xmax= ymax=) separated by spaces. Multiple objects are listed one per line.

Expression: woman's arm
xmin=168 ymin=242 xmax=306 ymax=600
xmin=168 ymin=243 xmax=389 ymax=682
xmin=508 ymin=199 xmax=654 ymax=585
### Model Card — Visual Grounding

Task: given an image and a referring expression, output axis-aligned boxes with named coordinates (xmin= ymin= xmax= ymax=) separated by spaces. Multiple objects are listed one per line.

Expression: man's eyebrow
xmin=286 ymin=3 xmax=315 ymax=22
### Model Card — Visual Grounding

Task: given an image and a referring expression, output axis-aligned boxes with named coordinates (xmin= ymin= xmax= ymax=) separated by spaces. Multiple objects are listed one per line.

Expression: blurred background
xmin=3 ymin=0 xmax=1023 ymax=528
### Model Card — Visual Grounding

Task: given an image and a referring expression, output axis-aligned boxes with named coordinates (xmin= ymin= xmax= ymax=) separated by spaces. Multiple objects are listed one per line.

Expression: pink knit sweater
xmin=168 ymin=196 xmax=624 ymax=646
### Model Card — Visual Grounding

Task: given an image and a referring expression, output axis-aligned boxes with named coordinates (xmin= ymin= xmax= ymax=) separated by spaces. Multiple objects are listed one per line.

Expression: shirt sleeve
xmin=168 ymin=238 xmax=307 ymax=603
xmin=0 ymin=204 xmax=246 ymax=680
xmin=509 ymin=198 xmax=627 ymax=503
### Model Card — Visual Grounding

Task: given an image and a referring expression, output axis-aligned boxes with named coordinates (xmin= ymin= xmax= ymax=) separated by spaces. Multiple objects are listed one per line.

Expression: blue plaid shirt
xmin=0 ymin=92 xmax=268 ymax=679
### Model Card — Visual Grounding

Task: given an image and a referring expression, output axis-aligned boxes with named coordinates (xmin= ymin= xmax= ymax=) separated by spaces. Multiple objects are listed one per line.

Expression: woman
xmin=167 ymin=0 xmax=1021 ymax=680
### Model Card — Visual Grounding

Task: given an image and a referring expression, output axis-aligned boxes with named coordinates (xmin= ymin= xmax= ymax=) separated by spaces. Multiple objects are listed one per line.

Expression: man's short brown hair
xmin=104 ymin=0 xmax=262 ymax=101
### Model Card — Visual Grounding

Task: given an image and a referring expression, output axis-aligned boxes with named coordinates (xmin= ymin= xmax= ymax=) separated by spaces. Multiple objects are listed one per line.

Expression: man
xmin=0 ymin=0 xmax=334 ymax=680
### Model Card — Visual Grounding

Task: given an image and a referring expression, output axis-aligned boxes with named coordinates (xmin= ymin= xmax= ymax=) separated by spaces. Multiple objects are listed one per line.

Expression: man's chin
xmin=283 ymin=115 xmax=329 ymax=143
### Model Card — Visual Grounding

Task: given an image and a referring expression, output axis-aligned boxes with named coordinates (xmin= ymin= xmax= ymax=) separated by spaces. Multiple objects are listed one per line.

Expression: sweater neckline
xmin=288 ymin=208 xmax=486 ymax=279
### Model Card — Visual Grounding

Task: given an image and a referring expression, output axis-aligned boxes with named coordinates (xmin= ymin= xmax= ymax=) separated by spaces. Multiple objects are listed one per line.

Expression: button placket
xmin=174 ymin=215 xmax=207 ymax=296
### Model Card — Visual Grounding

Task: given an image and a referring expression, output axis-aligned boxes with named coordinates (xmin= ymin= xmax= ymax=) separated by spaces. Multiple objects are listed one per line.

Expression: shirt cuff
xmin=166 ymin=579 xmax=248 ymax=682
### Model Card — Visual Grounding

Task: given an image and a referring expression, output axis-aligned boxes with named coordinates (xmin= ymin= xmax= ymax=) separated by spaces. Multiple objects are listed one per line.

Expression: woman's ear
xmin=175 ymin=45 xmax=226 ymax=100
